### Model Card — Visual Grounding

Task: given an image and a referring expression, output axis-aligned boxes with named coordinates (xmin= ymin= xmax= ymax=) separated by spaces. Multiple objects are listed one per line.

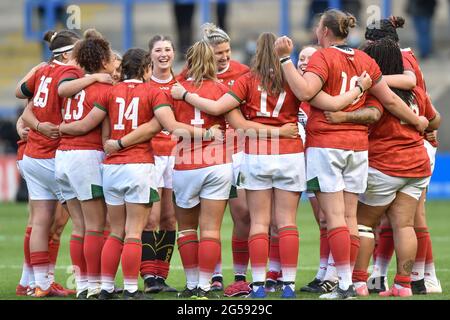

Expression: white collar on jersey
xmin=124 ymin=79 xmax=143 ymax=83
xmin=330 ymin=45 xmax=355 ymax=55
xmin=151 ymin=74 xmax=173 ymax=84
xmin=217 ymin=62 xmax=230 ymax=75
xmin=401 ymin=47 xmax=412 ymax=52
xmin=52 ymin=59 xmax=68 ymax=66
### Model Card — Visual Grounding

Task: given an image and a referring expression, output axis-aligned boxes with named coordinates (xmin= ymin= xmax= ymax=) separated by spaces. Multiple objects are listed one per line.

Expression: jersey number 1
xmin=340 ymin=72 xmax=362 ymax=105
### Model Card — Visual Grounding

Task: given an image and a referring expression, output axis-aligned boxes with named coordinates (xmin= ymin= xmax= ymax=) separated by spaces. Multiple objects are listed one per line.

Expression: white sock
xmin=315 ymin=258 xmax=328 ymax=281
xmin=323 ymin=254 xmax=338 ymax=282
xmin=19 ymin=263 xmax=30 ymax=287
xmin=234 ymin=264 xmax=248 ymax=277
xmin=185 ymin=267 xmax=199 ymax=290
xmin=251 ymin=265 xmax=266 ymax=283
xmin=336 ymin=264 xmax=352 ymax=290
xmin=213 ymin=263 xmax=222 ymax=277
xmin=268 ymin=260 xmax=281 ymax=273
xmin=424 ymin=262 xmax=437 ymax=280
xmin=88 ymin=276 xmax=101 ymax=291
xmin=33 ymin=264 xmax=50 ymax=290
xmin=76 ymin=277 xmax=88 ymax=292
xmin=281 ymin=267 xmax=296 ymax=283
xmin=48 ymin=263 xmax=55 ymax=284
xmin=411 ymin=261 xmax=425 ymax=281
xmin=124 ymin=280 xmax=138 ymax=293
xmin=375 ymin=257 xmax=390 ymax=277
xmin=101 ymin=276 xmax=115 ymax=293
xmin=198 ymin=271 xmax=212 ymax=291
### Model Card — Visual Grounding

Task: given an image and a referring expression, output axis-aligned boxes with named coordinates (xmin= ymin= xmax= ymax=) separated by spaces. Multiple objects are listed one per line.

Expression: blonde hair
xmin=200 ymin=22 xmax=230 ymax=47
xmin=251 ymin=32 xmax=284 ymax=95
xmin=186 ymin=41 xmax=217 ymax=87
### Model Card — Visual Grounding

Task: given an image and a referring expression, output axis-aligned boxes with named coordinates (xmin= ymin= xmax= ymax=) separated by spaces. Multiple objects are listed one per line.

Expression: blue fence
xmin=25 ymin=0 xmax=393 ymax=55
xmin=428 ymin=153 xmax=450 ymax=200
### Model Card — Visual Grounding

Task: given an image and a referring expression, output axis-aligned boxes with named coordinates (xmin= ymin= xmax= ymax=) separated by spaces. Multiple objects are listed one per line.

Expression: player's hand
xmin=38 ymin=122 xmax=60 ymax=139
xmin=415 ymin=116 xmax=429 ymax=134
xmin=279 ymin=122 xmax=299 ymax=138
xmin=93 ymin=73 xmax=113 ymax=84
xmin=425 ymin=130 xmax=437 ymax=142
xmin=324 ymin=111 xmax=347 ymax=124
xmin=18 ymin=127 xmax=30 ymax=141
xmin=357 ymin=71 xmax=372 ymax=92
xmin=171 ymin=83 xmax=187 ymax=100
xmin=203 ymin=124 xmax=224 ymax=141
xmin=104 ymin=139 xmax=121 ymax=155
xmin=274 ymin=36 xmax=294 ymax=58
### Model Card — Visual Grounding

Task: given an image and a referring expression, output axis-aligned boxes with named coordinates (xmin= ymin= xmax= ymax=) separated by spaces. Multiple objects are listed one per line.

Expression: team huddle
xmin=14 ymin=8 xmax=442 ymax=300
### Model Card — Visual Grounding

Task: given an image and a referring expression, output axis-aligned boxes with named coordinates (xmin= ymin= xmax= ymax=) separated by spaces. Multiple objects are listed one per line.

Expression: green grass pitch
xmin=0 ymin=201 xmax=448 ymax=300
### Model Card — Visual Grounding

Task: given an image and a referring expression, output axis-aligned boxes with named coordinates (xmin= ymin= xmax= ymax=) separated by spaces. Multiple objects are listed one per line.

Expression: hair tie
xmin=50 ymin=32 xmax=58 ymax=42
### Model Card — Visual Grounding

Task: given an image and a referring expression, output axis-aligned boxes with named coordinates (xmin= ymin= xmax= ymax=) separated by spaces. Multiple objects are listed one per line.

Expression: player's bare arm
xmin=310 ymin=71 xmax=372 ymax=111
xmin=324 ymin=107 xmax=382 ymax=125
xmin=58 ymin=73 xmax=113 ymax=98
xmin=369 ymin=78 xmax=428 ymax=133
xmin=384 ymin=70 xmax=417 ymax=90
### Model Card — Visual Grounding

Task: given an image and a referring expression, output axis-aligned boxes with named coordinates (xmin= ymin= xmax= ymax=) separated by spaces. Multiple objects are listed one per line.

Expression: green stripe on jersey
xmin=94 ymin=103 xmax=107 ymax=112
xmin=306 ymin=177 xmax=321 ymax=192
xmin=153 ymin=103 xmax=171 ymax=111
xmin=228 ymin=91 xmax=243 ymax=103
xmin=20 ymin=82 xmax=33 ymax=98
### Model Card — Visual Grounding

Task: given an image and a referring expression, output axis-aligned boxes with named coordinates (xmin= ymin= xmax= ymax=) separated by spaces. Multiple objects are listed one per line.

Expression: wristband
xmin=182 ymin=91 xmax=189 ymax=101
xmin=117 ymin=139 xmax=125 ymax=149
xmin=36 ymin=122 xmax=41 ymax=132
xmin=356 ymin=84 xmax=364 ymax=94
xmin=279 ymin=56 xmax=291 ymax=65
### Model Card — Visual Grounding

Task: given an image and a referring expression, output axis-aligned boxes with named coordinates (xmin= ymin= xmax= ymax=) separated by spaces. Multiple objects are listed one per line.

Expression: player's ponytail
xmin=365 ymin=16 xmax=405 ymax=43
xmin=321 ymin=9 xmax=356 ymax=39
xmin=363 ymin=38 xmax=413 ymax=105
xmin=43 ymin=29 xmax=80 ymax=61
xmin=186 ymin=40 xmax=217 ymax=87
xmin=251 ymin=32 xmax=284 ymax=95
xmin=201 ymin=22 xmax=230 ymax=46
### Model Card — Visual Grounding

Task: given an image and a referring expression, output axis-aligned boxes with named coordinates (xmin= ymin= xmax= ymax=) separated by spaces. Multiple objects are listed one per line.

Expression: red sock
xmin=249 ymin=233 xmax=269 ymax=283
xmin=319 ymin=228 xmax=330 ymax=263
xmin=155 ymin=260 xmax=170 ymax=279
xmin=394 ymin=274 xmax=411 ymax=288
xmin=70 ymin=235 xmax=86 ymax=278
xmin=30 ymin=251 xmax=50 ymax=288
xmin=198 ymin=238 xmax=221 ymax=276
xmin=84 ymin=230 xmax=104 ymax=282
xmin=24 ymin=227 xmax=32 ymax=266
xmin=415 ymin=228 xmax=428 ymax=262
xmin=352 ymin=269 xmax=369 ymax=283
xmin=328 ymin=227 xmax=350 ymax=267
xmin=177 ymin=234 xmax=199 ymax=270
xmin=279 ymin=226 xmax=299 ymax=283
xmin=425 ymin=232 xmax=434 ymax=265
xmin=350 ymin=235 xmax=360 ymax=271
xmin=376 ymin=227 xmax=394 ymax=262
xmin=101 ymin=235 xmax=123 ymax=280
xmin=121 ymin=238 xmax=142 ymax=289
xmin=48 ymin=239 xmax=60 ymax=267
xmin=140 ymin=261 xmax=158 ymax=278
xmin=232 ymin=236 xmax=249 ymax=276
xmin=268 ymin=235 xmax=280 ymax=273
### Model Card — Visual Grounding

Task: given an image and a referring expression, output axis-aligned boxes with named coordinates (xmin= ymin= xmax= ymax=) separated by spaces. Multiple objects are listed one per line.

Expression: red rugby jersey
xmin=21 ymin=61 xmax=81 ymax=158
xmin=59 ymin=76 xmax=111 ymax=151
xmin=172 ymin=79 xmax=229 ymax=170
xmin=305 ymin=46 xmax=382 ymax=151
xmin=148 ymin=76 xmax=178 ymax=156
xmin=368 ymin=87 xmax=434 ymax=178
xmin=95 ymin=80 xmax=171 ymax=165
xmin=402 ymin=48 xmax=426 ymax=92
xmin=230 ymin=72 xmax=302 ymax=155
